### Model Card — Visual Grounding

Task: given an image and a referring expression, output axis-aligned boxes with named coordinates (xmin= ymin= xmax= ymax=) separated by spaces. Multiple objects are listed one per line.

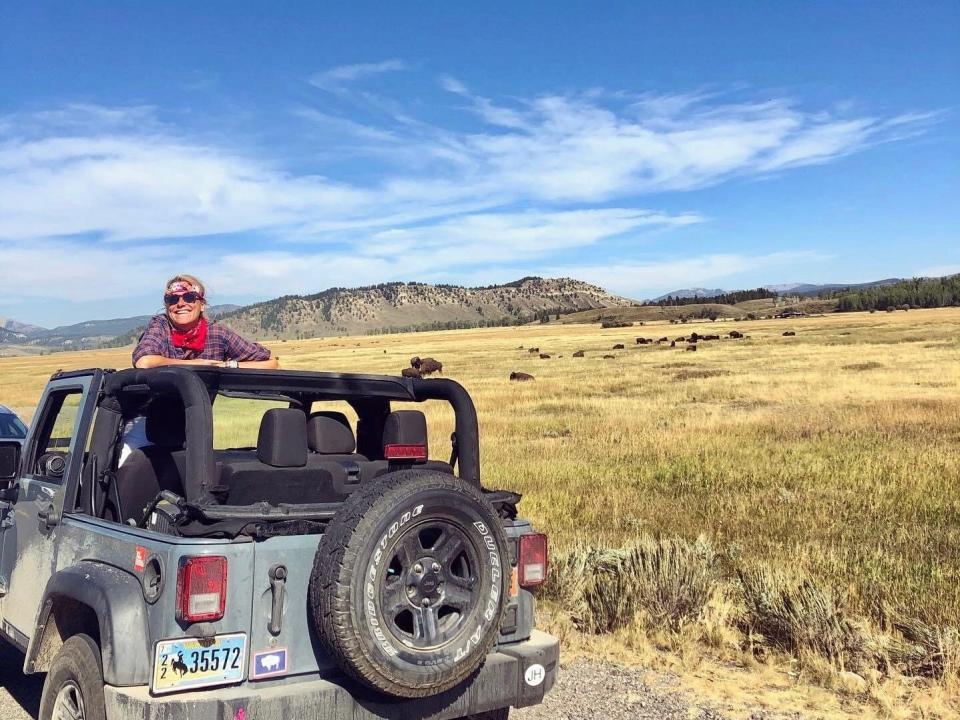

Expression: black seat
xmin=306 ymin=412 xmax=366 ymax=463
xmin=113 ymin=397 xmax=187 ymax=525
xmin=366 ymin=409 xmax=454 ymax=480
xmin=219 ymin=409 xmax=344 ymax=505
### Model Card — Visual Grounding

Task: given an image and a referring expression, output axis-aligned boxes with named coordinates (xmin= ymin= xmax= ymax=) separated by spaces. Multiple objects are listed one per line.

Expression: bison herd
xmin=406 ymin=328 xmax=795 ymax=384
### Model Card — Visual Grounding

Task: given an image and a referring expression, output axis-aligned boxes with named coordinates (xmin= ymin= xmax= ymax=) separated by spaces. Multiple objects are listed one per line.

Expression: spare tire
xmin=309 ymin=469 xmax=510 ymax=698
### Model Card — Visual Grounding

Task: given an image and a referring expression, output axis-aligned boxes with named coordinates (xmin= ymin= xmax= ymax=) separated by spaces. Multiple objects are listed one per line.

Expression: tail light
xmin=384 ymin=444 xmax=428 ymax=461
xmin=176 ymin=555 xmax=227 ymax=623
xmin=518 ymin=533 xmax=548 ymax=588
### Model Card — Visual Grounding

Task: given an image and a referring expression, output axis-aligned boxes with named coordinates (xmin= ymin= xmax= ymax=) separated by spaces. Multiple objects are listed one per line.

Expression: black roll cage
xmin=96 ymin=367 xmax=481 ymax=506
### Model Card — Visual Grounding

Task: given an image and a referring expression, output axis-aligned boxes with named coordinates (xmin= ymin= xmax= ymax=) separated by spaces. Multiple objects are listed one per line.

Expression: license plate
xmin=152 ymin=633 xmax=247 ymax=694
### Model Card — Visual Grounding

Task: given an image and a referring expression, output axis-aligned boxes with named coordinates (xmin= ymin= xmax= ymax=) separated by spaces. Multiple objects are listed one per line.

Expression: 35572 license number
xmin=153 ymin=633 xmax=247 ymax=694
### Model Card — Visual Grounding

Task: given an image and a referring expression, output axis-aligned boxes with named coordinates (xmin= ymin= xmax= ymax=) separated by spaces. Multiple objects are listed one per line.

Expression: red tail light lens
xmin=384 ymin=443 xmax=428 ymax=461
xmin=518 ymin=533 xmax=548 ymax=588
xmin=176 ymin=555 xmax=227 ymax=623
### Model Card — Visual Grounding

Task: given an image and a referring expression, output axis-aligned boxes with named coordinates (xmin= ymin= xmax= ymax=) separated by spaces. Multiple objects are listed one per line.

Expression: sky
xmin=0 ymin=1 xmax=957 ymax=328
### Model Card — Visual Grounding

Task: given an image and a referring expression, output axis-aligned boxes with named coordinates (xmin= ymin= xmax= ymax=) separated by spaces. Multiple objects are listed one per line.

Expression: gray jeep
xmin=0 ymin=367 xmax=558 ymax=719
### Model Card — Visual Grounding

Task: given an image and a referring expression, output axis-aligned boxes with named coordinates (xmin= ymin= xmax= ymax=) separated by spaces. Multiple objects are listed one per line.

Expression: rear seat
xmin=219 ymin=408 xmax=346 ymax=505
xmin=306 ymin=412 xmax=371 ymax=492
xmin=364 ymin=410 xmax=454 ymax=478
xmin=307 ymin=409 xmax=453 ymax=488
xmin=218 ymin=407 xmax=456 ymax=507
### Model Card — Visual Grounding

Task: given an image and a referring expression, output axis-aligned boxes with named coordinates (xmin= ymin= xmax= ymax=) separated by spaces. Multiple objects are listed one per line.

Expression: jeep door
xmin=0 ymin=374 xmax=99 ymax=638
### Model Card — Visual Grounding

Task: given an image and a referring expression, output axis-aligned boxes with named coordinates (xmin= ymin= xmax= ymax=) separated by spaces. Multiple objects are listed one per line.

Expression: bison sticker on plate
xmin=251 ymin=647 xmax=288 ymax=680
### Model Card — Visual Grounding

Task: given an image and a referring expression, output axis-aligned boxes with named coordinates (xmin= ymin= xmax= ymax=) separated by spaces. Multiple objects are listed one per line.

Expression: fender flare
xmin=27 ymin=561 xmax=151 ymax=686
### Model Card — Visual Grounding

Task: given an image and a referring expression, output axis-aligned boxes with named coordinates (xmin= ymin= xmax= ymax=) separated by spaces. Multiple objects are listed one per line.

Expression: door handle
xmin=37 ymin=503 xmax=59 ymax=531
xmin=268 ymin=564 xmax=287 ymax=636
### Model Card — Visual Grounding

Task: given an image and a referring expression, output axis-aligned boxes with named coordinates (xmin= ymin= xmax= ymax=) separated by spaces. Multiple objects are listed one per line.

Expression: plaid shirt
xmin=132 ymin=315 xmax=271 ymax=365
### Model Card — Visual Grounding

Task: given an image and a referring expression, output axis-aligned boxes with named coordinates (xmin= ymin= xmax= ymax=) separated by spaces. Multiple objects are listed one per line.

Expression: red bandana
xmin=170 ymin=316 xmax=208 ymax=353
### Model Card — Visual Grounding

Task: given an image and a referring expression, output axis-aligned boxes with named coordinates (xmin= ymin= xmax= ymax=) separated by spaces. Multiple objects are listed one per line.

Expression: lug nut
xmin=421 ymin=598 xmax=430 ymax=607
xmin=407 ymin=586 xmax=416 ymax=597
xmin=431 ymin=562 xmax=441 ymax=573
xmin=413 ymin=563 xmax=423 ymax=574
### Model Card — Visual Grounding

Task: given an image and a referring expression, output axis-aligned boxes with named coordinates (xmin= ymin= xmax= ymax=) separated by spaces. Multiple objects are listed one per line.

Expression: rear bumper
xmin=104 ymin=630 xmax=559 ymax=720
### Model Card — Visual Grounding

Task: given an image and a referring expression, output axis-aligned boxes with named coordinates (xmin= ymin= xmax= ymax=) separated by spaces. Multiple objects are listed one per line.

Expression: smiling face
xmin=164 ymin=282 xmax=205 ymax=330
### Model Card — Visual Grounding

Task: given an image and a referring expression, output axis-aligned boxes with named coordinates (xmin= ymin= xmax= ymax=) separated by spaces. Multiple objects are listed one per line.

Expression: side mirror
xmin=0 ymin=441 xmax=21 ymax=481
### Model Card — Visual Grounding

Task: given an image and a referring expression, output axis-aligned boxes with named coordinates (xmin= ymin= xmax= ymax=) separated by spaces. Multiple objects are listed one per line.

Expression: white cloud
xmin=358 ymin=208 xmax=703 ymax=267
xmin=309 ymin=60 xmax=408 ymax=91
xmin=0 ymin=134 xmax=372 ymax=242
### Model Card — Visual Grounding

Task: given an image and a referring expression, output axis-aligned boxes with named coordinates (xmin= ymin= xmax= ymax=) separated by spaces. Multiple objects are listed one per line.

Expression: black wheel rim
xmin=378 ymin=518 xmax=483 ymax=650
xmin=53 ymin=680 xmax=86 ymax=720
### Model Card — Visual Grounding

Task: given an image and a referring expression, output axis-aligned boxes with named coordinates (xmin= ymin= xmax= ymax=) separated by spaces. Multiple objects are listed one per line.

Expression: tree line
xmin=830 ymin=276 xmax=960 ymax=312
xmin=646 ymin=288 xmax=776 ymax=307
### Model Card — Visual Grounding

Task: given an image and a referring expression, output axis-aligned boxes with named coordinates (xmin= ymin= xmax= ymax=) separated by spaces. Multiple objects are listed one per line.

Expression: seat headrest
xmin=307 ymin=413 xmax=356 ymax=454
xmin=144 ymin=396 xmax=185 ymax=448
xmin=257 ymin=409 xmax=307 ymax=467
xmin=383 ymin=410 xmax=428 ymax=459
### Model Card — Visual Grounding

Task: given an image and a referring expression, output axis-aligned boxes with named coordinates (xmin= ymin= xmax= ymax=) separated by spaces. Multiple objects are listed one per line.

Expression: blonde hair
xmin=165 ymin=274 xmax=206 ymax=297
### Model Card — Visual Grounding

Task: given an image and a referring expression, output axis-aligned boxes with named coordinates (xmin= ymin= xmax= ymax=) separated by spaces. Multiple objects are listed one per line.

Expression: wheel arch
xmin=26 ymin=562 xmax=152 ymax=686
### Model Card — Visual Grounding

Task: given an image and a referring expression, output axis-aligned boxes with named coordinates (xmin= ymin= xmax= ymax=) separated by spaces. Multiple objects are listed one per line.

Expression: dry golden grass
xmin=2 ymin=307 xmax=958 ymax=716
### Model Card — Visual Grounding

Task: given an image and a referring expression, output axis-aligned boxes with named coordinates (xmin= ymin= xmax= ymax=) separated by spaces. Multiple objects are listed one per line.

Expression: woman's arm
xmin=134 ymin=355 xmax=221 ymax=369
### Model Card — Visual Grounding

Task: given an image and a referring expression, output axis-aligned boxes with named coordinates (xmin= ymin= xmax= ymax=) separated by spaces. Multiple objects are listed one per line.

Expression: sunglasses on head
xmin=164 ymin=292 xmax=202 ymax=305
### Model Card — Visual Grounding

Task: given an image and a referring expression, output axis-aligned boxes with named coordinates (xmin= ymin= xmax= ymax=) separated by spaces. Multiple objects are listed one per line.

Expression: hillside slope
xmin=214 ymin=277 xmax=634 ymax=339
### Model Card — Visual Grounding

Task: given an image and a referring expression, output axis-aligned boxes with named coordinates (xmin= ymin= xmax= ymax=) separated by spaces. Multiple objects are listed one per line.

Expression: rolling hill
xmin=211 ymin=277 xmax=634 ymax=340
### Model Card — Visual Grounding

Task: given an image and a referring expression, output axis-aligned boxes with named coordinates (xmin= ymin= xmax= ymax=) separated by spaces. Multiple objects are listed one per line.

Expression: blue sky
xmin=1 ymin=1 xmax=957 ymax=327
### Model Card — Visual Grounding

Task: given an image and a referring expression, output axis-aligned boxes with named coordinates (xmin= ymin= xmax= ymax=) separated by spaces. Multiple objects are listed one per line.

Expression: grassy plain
xmin=1 ymin=307 xmax=958 ymax=714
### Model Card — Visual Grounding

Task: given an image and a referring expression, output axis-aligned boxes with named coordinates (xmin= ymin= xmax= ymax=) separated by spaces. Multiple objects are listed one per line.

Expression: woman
xmin=132 ymin=274 xmax=279 ymax=369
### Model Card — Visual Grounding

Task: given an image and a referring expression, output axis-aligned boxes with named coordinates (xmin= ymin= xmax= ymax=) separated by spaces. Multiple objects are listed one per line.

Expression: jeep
xmin=0 ymin=367 xmax=558 ymax=719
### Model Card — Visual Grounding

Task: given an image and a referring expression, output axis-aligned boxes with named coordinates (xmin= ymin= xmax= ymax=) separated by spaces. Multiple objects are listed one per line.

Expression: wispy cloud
xmin=309 ymin=59 xmax=408 ymax=91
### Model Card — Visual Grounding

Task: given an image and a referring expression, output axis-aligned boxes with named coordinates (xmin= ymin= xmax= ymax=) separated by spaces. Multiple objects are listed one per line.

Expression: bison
xmin=782 ymin=331 xmax=796 ymax=337
xmin=602 ymin=354 xmax=616 ymax=359
xmin=528 ymin=347 xmax=540 ymax=353
xmin=411 ymin=356 xmax=443 ymax=374
xmin=729 ymin=330 xmax=744 ymax=339
xmin=401 ymin=367 xmax=422 ymax=379
xmin=658 ymin=336 xmax=669 ymax=343
xmin=612 ymin=343 xmax=625 ymax=350
xmin=572 ymin=350 xmax=585 ymax=357
xmin=686 ymin=344 xmax=697 ymax=352
xmin=670 ymin=340 xmax=676 ymax=348
xmin=539 ymin=353 xmax=551 ymax=359
xmin=509 ymin=371 xmax=535 ymax=382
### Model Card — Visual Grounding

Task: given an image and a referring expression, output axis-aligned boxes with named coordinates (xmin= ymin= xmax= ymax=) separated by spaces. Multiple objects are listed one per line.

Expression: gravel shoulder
xmin=0 ymin=641 xmax=42 ymax=720
xmin=515 ymin=658 xmax=737 ymax=720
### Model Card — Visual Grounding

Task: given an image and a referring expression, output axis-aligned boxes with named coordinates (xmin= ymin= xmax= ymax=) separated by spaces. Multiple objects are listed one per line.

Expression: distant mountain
xmin=0 ymin=304 xmax=240 ymax=353
xmin=209 ymin=277 xmax=633 ymax=341
xmin=764 ymin=279 xmax=904 ymax=296
xmin=651 ymin=288 xmax=726 ymax=302
xmin=1 ymin=317 xmax=45 ymax=335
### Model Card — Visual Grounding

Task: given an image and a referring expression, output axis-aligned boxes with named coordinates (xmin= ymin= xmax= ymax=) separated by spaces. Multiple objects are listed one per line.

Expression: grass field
xmin=1 ymin=307 xmax=957 ymax=713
